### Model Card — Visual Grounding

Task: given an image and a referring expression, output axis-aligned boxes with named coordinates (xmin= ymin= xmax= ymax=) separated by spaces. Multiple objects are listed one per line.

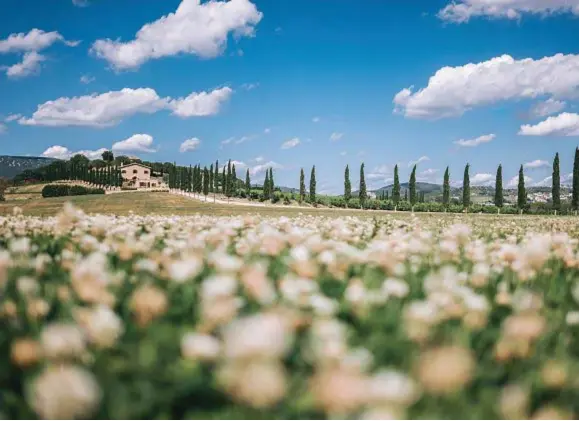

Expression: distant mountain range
xmin=0 ymin=155 xmax=57 ymax=179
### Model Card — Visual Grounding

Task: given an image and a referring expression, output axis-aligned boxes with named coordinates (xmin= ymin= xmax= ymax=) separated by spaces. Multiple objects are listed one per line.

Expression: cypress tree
xmin=222 ymin=167 xmax=226 ymax=194
xmin=299 ymin=169 xmax=306 ymax=203
xmin=344 ymin=165 xmax=351 ymax=204
xmin=404 ymin=189 xmax=408 ymax=201
xmin=517 ymin=165 xmax=527 ymax=210
xmin=245 ymin=169 xmax=251 ymax=198
xmin=392 ymin=165 xmax=401 ymax=205
xmin=209 ymin=164 xmax=214 ymax=193
xmin=232 ymin=164 xmax=237 ymax=196
xmin=359 ymin=163 xmax=367 ymax=207
xmin=215 ymin=160 xmax=219 ymax=192
xmin=269 ymin=168 xmax=275 ymax=199
xmin=462 ymin=164 xmax=470 ymax=209
xmin=226 ymin=160 xmax=232 ymax=197
xmin=263 ymin=170 xmax=270 ymax=200
xmin=386 ymin=190 xmax=389 ymax=200
xmin=553 ymin=152 xmax=561 ymax=211
xmin=494 ymin=164 xmax=503 ymax=208
xmin=442 ymin=166 xmax=450 ymax=208
xmin=409 ymin=165 xmax=417 ymax=206
xmin=310 ymin=166 xmax=316 ymax=204
xmin=573 ymin=148 xmax=579 ymax=211
xmin=190 ymin=165 xmax=194 ymax=193
xmin=203 ymin=167 xmax=209 ymax=198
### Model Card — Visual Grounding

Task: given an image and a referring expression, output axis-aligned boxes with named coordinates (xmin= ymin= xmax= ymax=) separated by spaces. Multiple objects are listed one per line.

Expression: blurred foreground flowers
xmin=1 ymin=204 xmax=579 ymax=419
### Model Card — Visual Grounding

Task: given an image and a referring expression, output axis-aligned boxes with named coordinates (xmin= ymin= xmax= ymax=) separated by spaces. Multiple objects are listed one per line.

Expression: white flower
xmin=40 ymin=323 xmax=86 ymax=360
xmin=222 ymin=313 xmax=293 ymax=361
xmin=368 ymin=369 xmax=420 ymax=406
xmin=310 ymin=294 xmax=338 ymax=316
xmin=201 ymin=275 xmax=237 ymax=300
xmin=17 ymin=276 xmax=39 ymax=296
xmin=181 ymin=332 xmax=221 ymax=361
xmin=168 ymin=258 xmax=202 ymax=283
xmin=566 ymin=311 xmax=579 ymax=326
xmin=85 ymin=305 xmax=124 ymax=348
xmin=30 ymin=365 xmax=101 ymax=419
xmin=382 ymin=278 xmax=410 ymax=298
xmin=10 ymin=237 xmax=30 ymax=254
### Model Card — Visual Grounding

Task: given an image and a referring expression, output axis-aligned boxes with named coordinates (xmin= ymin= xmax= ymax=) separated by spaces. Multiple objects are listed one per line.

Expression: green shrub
xmin=42 ymin=184 xmax=105 ymax=198
xmin=330 ymin=197 xmax=346 ymax=208
xmin=396 ymin=201 xmax=412 ymax=211
xmin=348 ymin=198 xmax=361 ymax=209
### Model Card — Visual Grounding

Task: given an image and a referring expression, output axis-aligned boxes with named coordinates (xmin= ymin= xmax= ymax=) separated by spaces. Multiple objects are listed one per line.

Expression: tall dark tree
xmin=573 ymin=148 xmax=579 ymax=211
xmin=232 ymin=164 xmax=237 ymax=196
xmin=209 ymin=164 xmax=214 ymax=193
xmin=269 ymin=168 xmax=275 ymax=199
xmin=392 ymin=165 xmax=401 ymax=205
xmin=222 ymin=167 xmax=226 ymax=195
xmin=344 ymin=165 xmax=351 ymax=204
xmin=214 ymin=160 xmax=219 ymax=193
xmin=245 ymin=169 xmax=251 ymax=198
xmin=203 ymin=167 xmax=209 ymax=198
xmin=494 ymin=164 xmax=504 ymax=208
xmin=442 ymin=166 xmax=450 ymax=208
xmin=359 ymin=163 xmax=367 ymax=207
xmin=404 ymin=189 xmax=408 ymax=201
xmin=462 ymin=164 xmax=471 ymax=209
xmin=299 ymin=168 xmax=306 ymax=203
xmin=226 ymin=160 xmax=232 ymax=197
xmin=263 ymin=170 xmax=270 ymax=200
xmin=310 ymin=166 xmax=316 ymax=204
xmin=102 ymin=150 xmax=114 ymax=163
xmin=409 ymin=165 xmax=417 ymax=206
xmin=517 ymin=165 xmax=527 ymax=210
xmin=553 ymin=152 xmax=561 ymax=211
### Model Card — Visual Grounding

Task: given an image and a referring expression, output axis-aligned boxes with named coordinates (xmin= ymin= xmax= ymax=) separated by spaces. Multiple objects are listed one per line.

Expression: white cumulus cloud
xmin=507 ymin=174 xmax=533 ymax=188
xmin=91 ymin=0 xmax=263 ymax=70
xmin=438 ymin=0 xmax=579 ymax=23
xmin=19 ymin=86 xmax=231 ymax=127
xmin=519 ymin=112 xmax=579 ymax=136
xmin=112 ymin=134 xmax=156 ymax=153
xmin=454 ymin=133 xmax=495 ymax=147
xmin=471 ymin=173 xmax=494 ymax=186
xmin=179 ymin=138 xmax=201 ymax=152
xmin=169 ymin=87 xmax=233 ymax=118
xmin=0 ymin=28 xmax=78 ymax=53
xmin=530 ymin=98 xmax=566 ymax=118
xmin=41 ymin=145 xmax=107 ymax=160
xmin=281 ymin=137 xmax=300 ymax=149
xmin=250 ymin=161 xmax=283 ymax=176
xmin=4 ymin=51 xmax=45 ymax=79
xmin=524 ymin=159 xmax=550 ymax=169
xmin=393 ymin=54 xmax=579 ymax=119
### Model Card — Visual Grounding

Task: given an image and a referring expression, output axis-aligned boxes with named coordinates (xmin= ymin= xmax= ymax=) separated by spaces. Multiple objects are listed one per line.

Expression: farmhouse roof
xmin=120 ymin=163 xmax=151 ymax=170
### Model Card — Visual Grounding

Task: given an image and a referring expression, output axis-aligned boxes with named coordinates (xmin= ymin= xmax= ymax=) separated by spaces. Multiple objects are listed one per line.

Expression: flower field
xmin=2 ymin=204 xmax=579 ymax=419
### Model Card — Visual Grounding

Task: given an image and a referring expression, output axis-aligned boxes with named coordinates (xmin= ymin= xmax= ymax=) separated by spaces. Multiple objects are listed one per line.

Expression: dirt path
xmin=169 ymin=190 xmax=317 ymax=210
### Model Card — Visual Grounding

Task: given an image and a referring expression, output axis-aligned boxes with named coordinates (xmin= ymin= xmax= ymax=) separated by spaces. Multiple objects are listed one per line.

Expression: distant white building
xmin=367 ymin=192 xmax=377 ymax=199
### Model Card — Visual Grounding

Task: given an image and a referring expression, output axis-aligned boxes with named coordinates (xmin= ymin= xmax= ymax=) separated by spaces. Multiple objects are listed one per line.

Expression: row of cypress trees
xmin=43 ymin=160 xmax=123 ymax=187
xmin=341 ymin=148 xmax=579 ymax=211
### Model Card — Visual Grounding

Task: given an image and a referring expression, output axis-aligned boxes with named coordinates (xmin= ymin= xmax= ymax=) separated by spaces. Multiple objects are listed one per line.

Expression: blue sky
xmin=0 ymin=0 xmax=578 ymax=193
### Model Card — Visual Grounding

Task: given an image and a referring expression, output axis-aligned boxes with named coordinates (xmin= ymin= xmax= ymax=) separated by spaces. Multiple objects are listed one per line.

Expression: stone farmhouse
xmin=120 ymin=163 xmax=165 ymax=189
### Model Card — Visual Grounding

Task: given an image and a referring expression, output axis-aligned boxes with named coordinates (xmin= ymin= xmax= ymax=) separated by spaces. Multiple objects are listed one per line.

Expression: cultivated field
xmin=1 ymin=198 xmax=579 ymax=419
